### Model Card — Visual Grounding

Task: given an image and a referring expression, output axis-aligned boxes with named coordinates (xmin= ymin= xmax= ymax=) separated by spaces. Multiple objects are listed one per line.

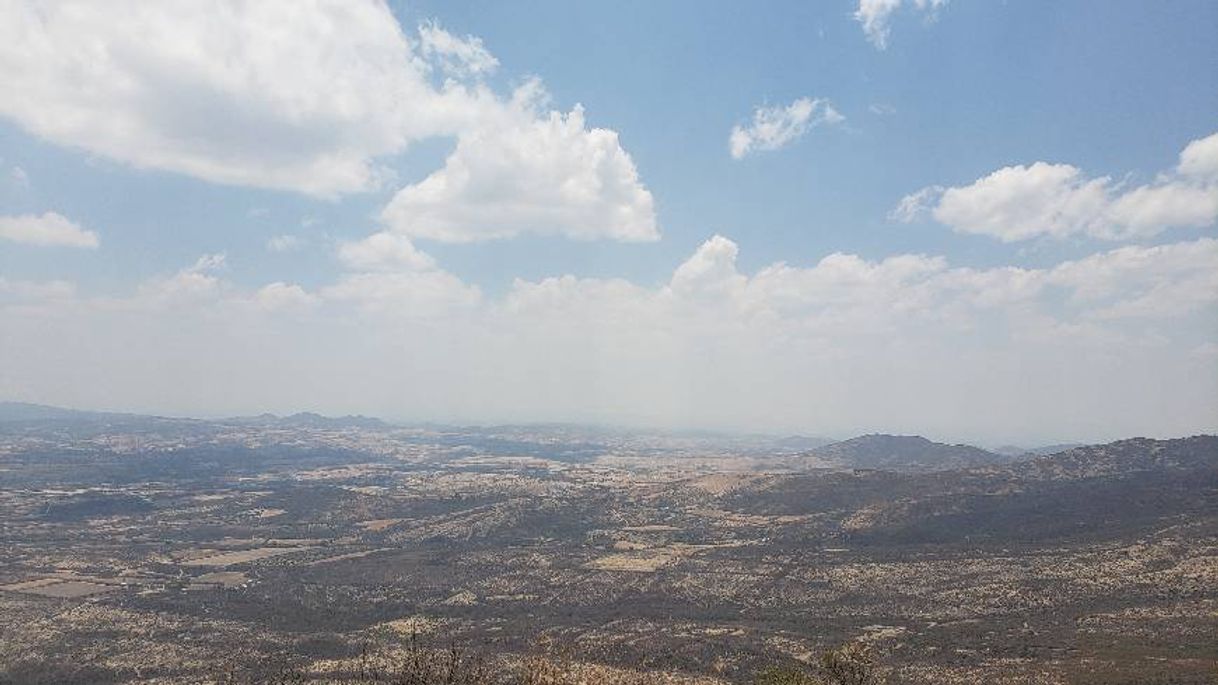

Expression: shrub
xmin=752 ymin=641 xmax=881 ymax=685
xmin=754 ymin=665 xmax=821 ymax=685
xmin=819 ymin=642 xmax=879 ymax=685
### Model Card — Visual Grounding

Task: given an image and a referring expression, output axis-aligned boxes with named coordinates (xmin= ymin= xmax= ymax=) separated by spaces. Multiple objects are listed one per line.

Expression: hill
xmin=0 ymin=402 xmax=390 ymax=433
xmin=0 ymin=401 xmax=132 ymax=423
xmin=804 ymin=433 xmax=1007 ymax=471
xmin=727 ymin=435 xmax=1218 ymax=545
xmin=1006 ymin=435 xmax=1218 ymax=479
xmin=253 ymin=412 xmax=390 ymax=430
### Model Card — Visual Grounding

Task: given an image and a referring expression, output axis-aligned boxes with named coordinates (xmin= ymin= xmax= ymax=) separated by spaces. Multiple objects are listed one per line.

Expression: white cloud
xmin=895 ymin=131 xmax=1218 ymax=241
xmin=855 ymin=0 xmax=903 ymax=50
xmin=856 ymin=0 xmax=948 ymax=50
xmin=929 ymin=162 xmax=1112 ymax=241
xmin=0 ymin=276 xmax=76 ymax=302
xmin=0 ymin=212 xmax=98 ymax=248
xmin=417 ymin=21 xmax=499 ymax=78
xmin=3 ymin=235 xmax=1215 ymax=439
xmin=328 ymin=230 xmax=478 ymax=315
xmin=321 ymin=271 xmax=480 ymax=316
xmin=0 ymin=0 xmax=659 ymax=244
xmin=729 ymin=97 xmax=844 ymax=159
xmin=136 ymin=253 xmax=227 ymax=305
xmin=0 ymin=0 xmax=483 ymax=196
xmin=337 ymin=232 xmax=436 ymax=271
xmin=381 ymin=85 xmax=658 ymax=243
xmin=1106 ymin=182 xmax=1218 ymax=236
xmin=1178 ymin=131 xmax=1218 ymax=180
xmin=657 ymin=235 xmax=1216 ymax=341
xmin=251 ymin=282 xmax=319 ymax=311
xmin=0 ymin=1 xmax=658 ymax=248
xmin=670 ymin=235 xmax=747 ymax=297
xmin=889 ymin=185 xmax=942 ymax=223
xmin=1047 ymin=238 xmax=1218 ymax=319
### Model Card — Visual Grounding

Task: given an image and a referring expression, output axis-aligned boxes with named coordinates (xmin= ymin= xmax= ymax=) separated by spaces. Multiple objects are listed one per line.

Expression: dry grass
xmin=229 ymin=633 xmax=728 ymax=685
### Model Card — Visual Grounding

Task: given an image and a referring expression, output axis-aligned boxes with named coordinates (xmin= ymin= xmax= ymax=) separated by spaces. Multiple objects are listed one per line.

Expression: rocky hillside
xmin=1006 ymin=435 xmax=1218 ymax=479
xmin=804 ymin=433 xmax=1007 ymax=471
xmin=728 ymin=435 xmax=1218 ymax=545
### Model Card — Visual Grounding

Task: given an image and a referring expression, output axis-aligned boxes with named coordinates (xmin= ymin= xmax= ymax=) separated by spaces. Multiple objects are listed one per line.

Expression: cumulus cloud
xmin=329 ymin=231 xmax=478 ymax=315
xmin=3 ymin=235 xmax=1214 ymax=438
xmin=1179 ymin=132 xmax=1218 ymax=179
xmin=321 ymin=271 xmax=481 ymax=316
xmin=909 ymin=162 xmax=1113 ymax=241
xmin=889 ymin=186 xmax=943 ymax=223
xmin=0 ymin=0 xmax=657 ymax=246
xmin=855 ymin=0 xmax=948 ymax=50
xmin=337 ymin=232 xmax=437 ymax=271
xmin=0 ymin=212 xmax=98 ymax=248
xmin=0 ymin=0 xmax=479 ymax=196
xmin=670 ymin=235 xmax=747 ymax=296
xmin=136 ymin=253 xmax=227 ymax=305
xmin=0 ymin=1 xmax=658 ymax=244
xmin=1046 ymin=238 xmax=1218 ymax=319
xmin=381 ymin=85 xmax=658 ymax=243
xmin=729 ymin=97 xmax=844 ymax=159
xmin=417 ymin=21 xmax=499 ymax=78
xmin=895 ymin=131 xmax=1218 ymax=241
xmin=251 ymin=282 xmax=319 ymax=312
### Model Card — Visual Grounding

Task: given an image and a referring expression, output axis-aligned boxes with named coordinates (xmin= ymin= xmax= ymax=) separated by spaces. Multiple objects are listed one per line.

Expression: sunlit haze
xmin=1 ymin=0 xmax=1216 ymax=444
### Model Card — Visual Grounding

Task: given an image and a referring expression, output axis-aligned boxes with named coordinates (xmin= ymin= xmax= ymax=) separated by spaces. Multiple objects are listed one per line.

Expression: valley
xmin=0 ymin=407 xmax=1214 ymax=684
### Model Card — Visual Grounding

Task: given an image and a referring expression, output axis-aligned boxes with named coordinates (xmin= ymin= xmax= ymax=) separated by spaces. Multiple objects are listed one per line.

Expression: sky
xmin=1 ymin=0 xmax=1216 ymax=444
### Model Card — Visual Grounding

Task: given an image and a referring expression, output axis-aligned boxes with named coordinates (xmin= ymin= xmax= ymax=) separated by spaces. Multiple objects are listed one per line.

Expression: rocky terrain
xmin=0 ymin=407 xmax=1214 ymax=684
xmin=801 ymin=434 xmax=1009 ymax=471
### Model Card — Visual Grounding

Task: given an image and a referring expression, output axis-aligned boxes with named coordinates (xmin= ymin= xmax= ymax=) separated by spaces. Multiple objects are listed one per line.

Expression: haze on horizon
xmin=1 ymin=0 xmax=1216 ymax=445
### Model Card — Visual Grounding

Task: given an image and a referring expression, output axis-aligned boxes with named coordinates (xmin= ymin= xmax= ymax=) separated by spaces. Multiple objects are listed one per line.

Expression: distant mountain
xmin=0 ymin=401 xmax=145 ymax=424
xmin=726 ymin=436 xmax=1218 ymax=545
xmin=280 ymin=412 xmax=389 ymax=429
xmin=771 ymin=435 xmax=836 ymax=451
xmin=0 ymin=402 xmax=205 ymax=438
xmin=226 ymin=411 xmax=389 ymax=429
xmin=852 ymin=435 xmax=1218 ymax=544
xmin=991 ymin=442 xmax=1086 ymax=458
xmin=805 ymin=434 xmax=1008 ymax=471
xmin=1008 ymin=435 xmax=1218 ymax=480
xmin=0 ymin=402 xmax=390 ymax=433
xmin=0 ymin=402 xmax=109 ymax=422
xmin=1024 ymin=442 xmax=1086 ymax=456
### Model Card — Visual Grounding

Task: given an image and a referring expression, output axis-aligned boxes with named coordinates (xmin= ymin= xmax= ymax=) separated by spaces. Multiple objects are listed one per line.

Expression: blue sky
xmin=1 ymin=0 xmax=1216 ymax=443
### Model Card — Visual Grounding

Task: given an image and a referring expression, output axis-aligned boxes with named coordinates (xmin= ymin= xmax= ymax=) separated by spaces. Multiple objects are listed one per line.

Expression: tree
xmin=819 ymin=642 xmax=879 ymax=685
xmin=754 ymin=641 xmax=882 ymax=685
